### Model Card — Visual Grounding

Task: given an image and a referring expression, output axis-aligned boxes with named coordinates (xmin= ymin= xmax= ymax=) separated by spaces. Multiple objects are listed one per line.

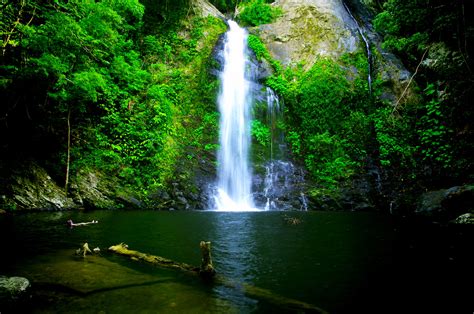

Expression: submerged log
xmin=108 ymin=242 xmax=216 ymax=278
xmin=108 ymin=243 xmax=201 ymax=274
xmin=108 ymin=242 xmax=327 ymax=313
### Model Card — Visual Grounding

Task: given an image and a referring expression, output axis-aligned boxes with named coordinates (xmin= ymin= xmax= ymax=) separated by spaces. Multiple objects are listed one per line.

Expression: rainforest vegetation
xmin=1 ymin=0 xmax=226 ymax=203
xmin=1 ymin=0 xmax=473 ymax=211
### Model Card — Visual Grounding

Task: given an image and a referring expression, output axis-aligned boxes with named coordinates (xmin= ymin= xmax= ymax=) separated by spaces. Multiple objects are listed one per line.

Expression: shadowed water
xmin=1 ymin=210 xmax=471 ymax=313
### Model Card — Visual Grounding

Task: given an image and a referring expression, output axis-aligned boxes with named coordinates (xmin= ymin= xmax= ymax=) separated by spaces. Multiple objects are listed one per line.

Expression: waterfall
xmin=343 ymin=2 xmax=372 ymax=95
xmin=214 ymin=21 xmax=256 ymax=211
xmin=213 ymin=21 xmax=308 ymax=211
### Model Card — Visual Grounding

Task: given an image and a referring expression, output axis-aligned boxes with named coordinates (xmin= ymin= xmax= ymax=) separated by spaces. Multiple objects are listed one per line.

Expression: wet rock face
xmin=255 ymin=0 xmax=360 ymax=69
xmin=2 ymin=161 xmax=143 ymax=211
xmin=71 ymin=171 xmax=115 ymax=209
xmin=9 ymin=162 xmax=75 ymax=210
xmin=252 ymin=160 xmax=311 ymax=211
xmin=344 ymin=0 xmax=419 ymax=106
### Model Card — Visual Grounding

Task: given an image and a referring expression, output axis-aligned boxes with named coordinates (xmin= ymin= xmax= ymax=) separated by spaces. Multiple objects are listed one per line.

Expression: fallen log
xmin=108 ymin=242 xmax=327 ymax=313
xmin=108 ymin=243 xmax=201 ymax=274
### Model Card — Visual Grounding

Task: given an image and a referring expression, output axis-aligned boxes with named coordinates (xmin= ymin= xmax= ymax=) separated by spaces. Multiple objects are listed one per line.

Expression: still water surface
xmin=0 ymin=210 xmax=471 ymax=313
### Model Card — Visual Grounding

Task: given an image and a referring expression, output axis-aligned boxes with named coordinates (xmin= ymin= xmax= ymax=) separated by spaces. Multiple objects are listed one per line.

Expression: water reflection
xmin=207 ymin=212 xmax=258 ymax=310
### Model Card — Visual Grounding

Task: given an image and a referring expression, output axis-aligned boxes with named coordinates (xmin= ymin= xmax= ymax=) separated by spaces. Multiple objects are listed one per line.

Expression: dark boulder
xmin=451 ymin=213 xmax=474 ymax=225
xmin=416 ymin=185 xmax=474 ymax=221
xmin=0 ymin=276 xmax=31 ymax=308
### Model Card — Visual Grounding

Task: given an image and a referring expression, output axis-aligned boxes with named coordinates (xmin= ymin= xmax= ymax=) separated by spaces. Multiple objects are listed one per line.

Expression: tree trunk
xmin=108 ymin=243 xmax=201 ymax=274
xmin=199 ymin=241 xmax=215 ymax=277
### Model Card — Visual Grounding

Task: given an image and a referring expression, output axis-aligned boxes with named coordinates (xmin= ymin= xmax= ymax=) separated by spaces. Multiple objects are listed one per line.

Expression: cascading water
xmin=214 ymin=21 xmax=256 ymax=211
xmin=266 ymin=87 xmax=282 ymax=160
xmin=213 ymin=21 xmax=308 ymax=211
xmin=343 ymin=2 xmax=372 ymax=95
xmin=258 ymin=88 xmax=308 ymax=211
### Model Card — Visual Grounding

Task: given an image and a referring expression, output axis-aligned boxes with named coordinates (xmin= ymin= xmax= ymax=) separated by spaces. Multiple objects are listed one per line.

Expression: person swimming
xmin=67 ymin=219 xmax=98 ymax=228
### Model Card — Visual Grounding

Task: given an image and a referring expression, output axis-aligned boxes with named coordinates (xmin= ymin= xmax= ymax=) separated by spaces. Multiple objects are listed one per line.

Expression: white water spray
xmin=215 ymin=21 xmax=256 ymax=211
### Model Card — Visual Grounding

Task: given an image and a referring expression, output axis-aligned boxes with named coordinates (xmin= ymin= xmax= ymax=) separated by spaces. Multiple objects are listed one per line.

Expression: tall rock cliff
xmin=256 ymin=0 xmax=360 ymax=69
xmin=254 ymin=0 xmax=416 ymax=105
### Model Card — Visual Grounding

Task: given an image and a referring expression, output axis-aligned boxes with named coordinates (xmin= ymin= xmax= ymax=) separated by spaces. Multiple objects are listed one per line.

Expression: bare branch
xmin=391 ymin=48 xmax=429 ymax=115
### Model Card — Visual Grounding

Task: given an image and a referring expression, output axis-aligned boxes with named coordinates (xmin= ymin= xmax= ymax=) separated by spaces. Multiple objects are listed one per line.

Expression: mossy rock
xmin=255 ymin=0 xmax=361 ymax=69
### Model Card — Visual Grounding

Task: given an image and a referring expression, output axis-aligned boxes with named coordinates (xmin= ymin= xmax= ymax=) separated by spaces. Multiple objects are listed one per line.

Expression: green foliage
xmin=250 ymin=30 xmax=375 ymax=193
xmin=289 ymin=58 xmax=371 ymax=190
xmin=140 ymin=0 xmax=191 ymax=33
xmin=373 ymin=107 xmax=416 ymax=168
xmin=191 ymin=111 xmax=220 ymax=151
xmin=373 ymin=11 xmax=399 ymax=35
xmin=382 ymin=32 xmax=429 ymax=56
xmin=1 ymin=0 xmax=39 ymax=54
xmin=303 ymin=132 xmax=356 ymax=188
xmin=373 ymin=0 xmax=470 ymax=64
xmin=374 ymin=1 xmax=430 ymax=63
xmin=247 ymin=35 xmax=267 ymax=61
xmin=1 ymin=0 xmax=226 ymax=198
xmin=257 ymin=51 xmax=372 ymax=192
xmin=247 ymin=35 xmax=282 ymax=72
xmin=238 ymin=0 xmax=282 ymax=27
xmin=297 ymin=59 xmax=351 ymax=134
xmin=251 ymin=119 xmax=271 ymax=146
xmin=416 ymin=83 xmax=452 ymax=168
xmin=286 ymin=131 xmax=301 ymax=155
xmin=342 ymin=111 xmax=371 ymax=159
xmin=373 ymin=0 xmax=474 ymax=185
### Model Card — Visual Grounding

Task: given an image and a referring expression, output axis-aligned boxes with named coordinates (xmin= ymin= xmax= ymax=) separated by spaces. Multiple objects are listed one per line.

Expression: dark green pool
xmin=0 ymin=210 xmax=471 ymax=313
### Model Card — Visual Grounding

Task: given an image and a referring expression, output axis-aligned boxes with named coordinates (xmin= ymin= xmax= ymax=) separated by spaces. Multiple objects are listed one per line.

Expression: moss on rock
xmin=254 ymin=0 xmax=360 ymax=69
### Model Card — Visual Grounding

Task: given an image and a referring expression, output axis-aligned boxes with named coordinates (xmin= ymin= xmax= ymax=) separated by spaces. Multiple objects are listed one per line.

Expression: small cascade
xmin=214 ymin=21 xmax=256 ymax=211
xmin=343 ymin=2 xmax=372 ymax=95
xmin=263 ymin=163 xmax=276 ymax=211
xmin=300 ymin=192 xmax=309 ymax=211
xmin=266 ymin=87 xmax=285 ymax=159
xmin=261 ymin=160 xmax=305 ymax=211
xmin=256 ymin=88 xmax=308 ymax=211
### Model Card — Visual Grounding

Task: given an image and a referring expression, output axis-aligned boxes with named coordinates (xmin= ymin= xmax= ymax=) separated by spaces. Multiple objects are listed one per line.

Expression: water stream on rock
xmin=343 ymin=2 xmax=372 ymax=95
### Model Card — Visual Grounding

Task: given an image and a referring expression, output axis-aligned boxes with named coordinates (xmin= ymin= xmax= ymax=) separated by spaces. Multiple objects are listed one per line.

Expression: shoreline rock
xmin=0 ymin=276 xmax=31 ymax=306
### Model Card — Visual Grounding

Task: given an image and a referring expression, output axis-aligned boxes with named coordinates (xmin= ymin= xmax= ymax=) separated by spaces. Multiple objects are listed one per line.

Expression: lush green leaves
xmin=1 ymin=0 xmax=226 ymax=197
xmin=373 ymin=107 xmax=416 ymax=168
xmin=416 ymin=84 xmax=453 ymax=168
xmin=238 ymin=0 xmax=282 ymax=27
xmin=253 ymin=51 xmax=372 ymax=192
xmin=374 ymin=0 xmax=474 ymax=184
xmin=251 ymin=120 xmax=271 ymax=146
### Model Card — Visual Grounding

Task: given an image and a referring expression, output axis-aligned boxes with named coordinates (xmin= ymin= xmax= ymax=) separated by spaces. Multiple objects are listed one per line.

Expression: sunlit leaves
xmin=72 ymin=70 xmax=108 ymax=103
xmin=251 ymin=120 xmax=271 ymax=147
xmin=238 ymin=0 xmax=282 ymax=27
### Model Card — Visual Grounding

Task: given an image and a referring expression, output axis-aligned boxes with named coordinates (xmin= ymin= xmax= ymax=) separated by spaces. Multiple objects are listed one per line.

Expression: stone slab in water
xmin=0 ymin=275 xmax=31 ymax=302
